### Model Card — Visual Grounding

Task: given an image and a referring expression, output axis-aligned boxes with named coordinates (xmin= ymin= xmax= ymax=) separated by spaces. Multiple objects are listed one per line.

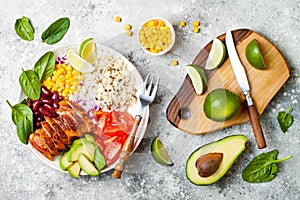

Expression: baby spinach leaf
xmin=16 ymin=117 xmax=33 ymax=144
xmin=6 ymin=100 xmax=33 ymax=126
xmin=277 ymin=107 xmax=293 ymax=133
xmin=19 ymin=69 xmax=41 ymax=100
xmin=14 ymin=16 xmax=35 ymax=41
xmin=242 ymin=150 xmax=292 ymax=183
xmin=34 ymin=51 xmax=55 ymax=82
xmin=41 ymin=17 xmax=70 ymax=45
xmin=94 ymin=146 xmax=106 ymax=171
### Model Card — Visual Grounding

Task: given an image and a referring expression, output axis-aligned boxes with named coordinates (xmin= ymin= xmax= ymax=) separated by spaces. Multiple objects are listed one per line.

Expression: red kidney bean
xmin=42 ymin=99 xmax=53 ymax=105
xmin=41 ymin=86 xmax=52 ymax=97
xmin=51 ymin=91 xmax=59 ymax=102
xmin=53 ymin=101 xmax=59 ymax=109
xmin=34 ymin=111 xmax=41 ymax=117
xmin=58 ymin=96 xmax=63 ymax=101
xmin=43 ymin=104 xmax=54 ymax=112
xmin=32 ymin=100 xmax=42 ymax=112
xmin=39 ymin=106 xmax=52 ymax=117
xmin=35 ymin=122 xmax=41 ymax=128
xmin=36 ymin=117 xmax=44 ymax=122
xmin=27 ymin=100 xmax=33 ymax=108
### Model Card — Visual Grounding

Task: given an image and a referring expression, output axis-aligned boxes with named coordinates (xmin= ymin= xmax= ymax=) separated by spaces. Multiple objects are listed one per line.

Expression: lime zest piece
xmin=245 ymin=39 xmax=266 ymax=70
xmin=205 ymin=38 xmax=226 ymax=70
xmin=67 ymin=49 xmax=96 ymax=73
xmin=151 ymin=136 xmax=173 ymax=166
xmin=186 ymin=64 xmax=207 ymax=95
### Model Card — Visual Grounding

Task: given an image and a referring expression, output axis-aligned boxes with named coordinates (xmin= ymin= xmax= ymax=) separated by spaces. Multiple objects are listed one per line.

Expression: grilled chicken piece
xmin=29 ymin=133 xmax=52 ymax=160
xmin=29 ymin=100 xmax=95 ymax=160
xmin=41 ymin=121 xmax=66 ymax=151
xmin=45 ymin=117 xmax=71 ymax=145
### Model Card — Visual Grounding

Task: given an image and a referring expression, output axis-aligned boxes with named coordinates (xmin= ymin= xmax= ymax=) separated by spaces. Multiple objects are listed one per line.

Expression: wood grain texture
xmin=166 ymin=29 xmax=289 ymax=135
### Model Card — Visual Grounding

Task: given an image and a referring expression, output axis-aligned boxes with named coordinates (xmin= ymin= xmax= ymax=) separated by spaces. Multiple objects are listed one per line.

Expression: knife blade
xmin=225 ymin=29 xmax=266 ymax=149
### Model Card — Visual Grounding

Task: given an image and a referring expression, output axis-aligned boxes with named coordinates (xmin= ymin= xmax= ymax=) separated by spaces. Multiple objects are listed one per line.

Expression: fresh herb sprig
xmin=242 ymin=150 xmax=292 ymax=183
xmin=277 ymin=107 xmax=293 ymax=133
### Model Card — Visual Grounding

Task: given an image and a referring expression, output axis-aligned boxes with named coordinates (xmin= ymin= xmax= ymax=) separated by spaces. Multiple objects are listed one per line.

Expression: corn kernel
xmin=193 ymin=21 xmax=200 ymax=27
xmin=126 ymin=31 xmax=133 ymax=36
xmin=193 ymin=27 xmax=200 ymax=33
xmin=115 ymin=16 xmax=122 ymax=22
xmin=172 ymin=60 xmax=178 ymax=66
xmin=124 ymin=24 xmax=132 ymax=30
xmin=179 ymin=21 xmax=186 ymax=27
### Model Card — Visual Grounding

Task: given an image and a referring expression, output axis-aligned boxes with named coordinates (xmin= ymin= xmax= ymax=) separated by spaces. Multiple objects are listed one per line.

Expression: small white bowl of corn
xmin=138 ymin=17 xmax=175 ymax=56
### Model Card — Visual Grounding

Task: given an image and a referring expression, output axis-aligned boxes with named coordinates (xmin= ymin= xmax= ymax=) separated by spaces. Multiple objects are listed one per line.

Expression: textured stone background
xmin=0 ymin=0 xmax=299 ymax=199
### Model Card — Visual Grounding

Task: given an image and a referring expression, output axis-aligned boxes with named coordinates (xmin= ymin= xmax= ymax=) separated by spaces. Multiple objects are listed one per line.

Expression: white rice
xmin=71 ymin=54 xmax=137 ymax=112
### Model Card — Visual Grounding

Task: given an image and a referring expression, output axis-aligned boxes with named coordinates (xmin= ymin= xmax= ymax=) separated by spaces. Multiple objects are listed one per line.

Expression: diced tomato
xmin=95 ymin=111 xmax=111 ymax=131
xmin=111 ymin=111 xmax=134 ymax=133
xmin=104 ymin=142 xmax=122 ymax=165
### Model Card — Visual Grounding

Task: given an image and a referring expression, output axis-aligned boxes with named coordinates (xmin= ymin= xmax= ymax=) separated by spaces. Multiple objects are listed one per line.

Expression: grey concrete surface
xmin=0 ymin=0 xmax=299 ymax=199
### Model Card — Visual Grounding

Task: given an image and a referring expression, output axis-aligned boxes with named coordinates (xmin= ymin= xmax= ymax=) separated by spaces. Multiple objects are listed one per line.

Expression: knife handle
xmin=247 ymin=105 xmax=266 ymax=149
xmin=112 ymin=115 xmax=142 ymax=179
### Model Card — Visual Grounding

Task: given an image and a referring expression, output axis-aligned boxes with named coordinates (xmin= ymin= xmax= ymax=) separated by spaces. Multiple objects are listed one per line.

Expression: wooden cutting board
xmin=166 ymin=29 xmax=289 ymax=135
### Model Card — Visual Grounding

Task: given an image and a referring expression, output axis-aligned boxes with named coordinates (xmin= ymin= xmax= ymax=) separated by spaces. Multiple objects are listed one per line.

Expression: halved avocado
xmin=186 ymin=135 xmax=247 ymax=185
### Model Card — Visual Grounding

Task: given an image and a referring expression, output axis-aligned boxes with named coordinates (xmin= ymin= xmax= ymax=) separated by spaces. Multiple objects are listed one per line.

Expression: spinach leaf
xmin=16 ymin=117 xmax=33 ymax=144
xmin=6 ymin=100 xmax=33 ymax=126
xmin=41 ymin=17 xmax=70 ymax=45
xmin=20 ymin=98 xmax=29 ymax=104
xmin=94 ymin=146 xmax=106 ymax=171
xmin=19 ymin=69 xmax=41 ymax=100
xmin=242 ymin=150 xmax=292 ymax=183
xmin=34 ymin=51 xmax=55 ymax=82
xmin=14 ymin=16 xmax=35 ymax=41
xmin=277 ymin=107 xmax=293 ymax=133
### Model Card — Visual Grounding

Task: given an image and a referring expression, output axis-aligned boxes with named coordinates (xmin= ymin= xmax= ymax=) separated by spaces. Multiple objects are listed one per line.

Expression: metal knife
xmin=225 ymin=29 xmax=266 ymax=149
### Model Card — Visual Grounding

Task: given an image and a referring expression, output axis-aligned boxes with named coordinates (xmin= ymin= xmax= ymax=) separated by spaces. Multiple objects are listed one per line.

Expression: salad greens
xmin=19 ymin=69 xmax=41 ymax=100
xmin=14 ymin=16 xmax=35 ymax=41
xmin=242 ymin=150 xmax=292 ymax=183
xmin=277 ymin=107 xmax=293 ymax=133
xmin=41 ymin=17 xmax=70 ymax=45
xmin=34 ymin=51 xmax=55 ymax=82
xmin=7 ymin=100 xmax=33 ymax=144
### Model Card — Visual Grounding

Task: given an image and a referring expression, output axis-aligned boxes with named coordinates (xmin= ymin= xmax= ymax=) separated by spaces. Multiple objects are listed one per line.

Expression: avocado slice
xmin=78 ymin=153 xmax=100 ymax=176
xmin=59 ymin=151 xmax=73 ymax=171
xmin=68 ymin=162 xmax=81 ymax=179
xmin=68 ymin=142 xmax=96 ymax=162
xmin=186 ymin=135 xmax=247 ymax=185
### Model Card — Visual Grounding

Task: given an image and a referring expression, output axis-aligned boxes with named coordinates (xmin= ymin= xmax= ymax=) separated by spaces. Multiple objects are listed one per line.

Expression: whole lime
xmin=204 ymin=88 xmax=240 ymax=122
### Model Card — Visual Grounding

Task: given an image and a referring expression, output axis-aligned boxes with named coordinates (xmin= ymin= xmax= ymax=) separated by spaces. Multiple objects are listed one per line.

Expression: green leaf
xmin=277 ymin=107 xmax=293 ymax=133
xmin=94 ymin=146 xmax=106 ymax=171
xmin=41 ymin=17 xmax=70 ymax=45
xmin=14 ymin=16 xmax=35 ymax=41
xmin=34 ymin=51 xmax=55 ymax=82
xmin=16 ymin=117 xmax=33 ymax=144
xmin=19 ymin=69 xmax=41 ymax=100
xmin=6 ymin=100 xmax=33 ymax=126
xmin=242 ymin=150 xmax=293 ymax=183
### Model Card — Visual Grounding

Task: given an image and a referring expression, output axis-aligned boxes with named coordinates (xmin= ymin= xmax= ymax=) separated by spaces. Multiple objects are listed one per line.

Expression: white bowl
xmin=138 ymin=17 xmax=175 ymax=56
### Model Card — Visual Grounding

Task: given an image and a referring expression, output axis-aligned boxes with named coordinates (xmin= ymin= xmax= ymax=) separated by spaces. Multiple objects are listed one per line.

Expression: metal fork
xmin=112 ymin=74 xmax=159 ymax=179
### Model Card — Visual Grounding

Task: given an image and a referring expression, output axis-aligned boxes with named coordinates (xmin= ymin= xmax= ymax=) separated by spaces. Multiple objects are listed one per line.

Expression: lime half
xmin=205 ymin=38 xmax=226 ymax=70
xmin=186 ymin=64 xmax=207 ymax=95
xmin=245 ymin=39 xmax=266 ymax=70
xmin=204 ymin=88 xmax=240 ymax=122
xmin=79 ymin=38 xmax=97 ymax=64
xmin=67 ymin=49 xmax=95 ymax=73
xmin=151 ymin=136 xmax=173 ymax=166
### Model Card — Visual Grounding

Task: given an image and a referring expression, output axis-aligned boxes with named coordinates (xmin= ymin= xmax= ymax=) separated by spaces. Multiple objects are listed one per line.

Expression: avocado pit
xmin=195 ymin=153 xmax=223 ymax=177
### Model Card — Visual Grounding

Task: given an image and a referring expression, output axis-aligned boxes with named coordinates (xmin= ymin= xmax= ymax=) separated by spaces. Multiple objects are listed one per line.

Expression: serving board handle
xmin=112 ymin=115 xmax=142 ymax=179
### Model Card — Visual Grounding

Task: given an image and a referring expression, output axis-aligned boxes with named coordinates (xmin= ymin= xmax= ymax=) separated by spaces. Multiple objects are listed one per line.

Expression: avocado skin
xmin=186 ymin=135 xmax=247 ymax=186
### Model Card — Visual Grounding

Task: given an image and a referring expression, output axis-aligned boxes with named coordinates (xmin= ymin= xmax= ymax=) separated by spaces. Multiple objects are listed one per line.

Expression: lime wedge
xmin=67 ymin=49 xmax=95 ymax=73
xmin=151 ymin=136 xmax=173 ymax=166
xmin=79 ymin=38 xmax=97 ymax=64
xmin=205 ymin=38 xmax=226 ymax=70
xmin=245 ymin=39 xmax=266 ymax=70
xmin=186 ymin=64 xmax=207 ymax=95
